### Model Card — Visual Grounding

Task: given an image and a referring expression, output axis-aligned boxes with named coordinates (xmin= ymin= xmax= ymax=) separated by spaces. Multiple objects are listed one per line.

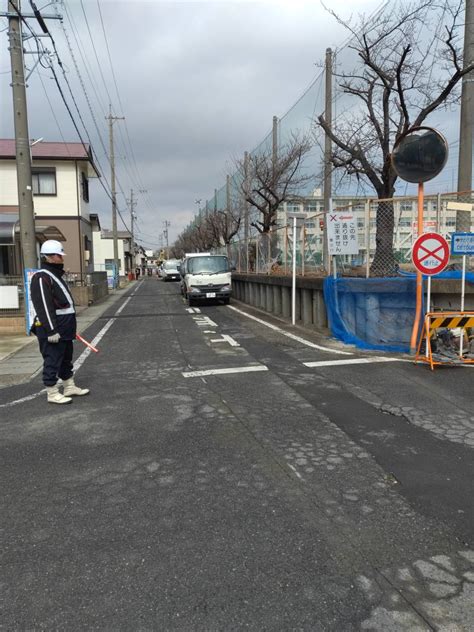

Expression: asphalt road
xmin=1 ymin=278 xmax=473 ymax=630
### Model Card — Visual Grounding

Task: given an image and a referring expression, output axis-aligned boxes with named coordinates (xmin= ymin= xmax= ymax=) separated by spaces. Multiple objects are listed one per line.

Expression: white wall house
xmin=0 ymin=140 xmax=99 ymax=275
xmin=90 ymin=215 xmax=131 ymax=276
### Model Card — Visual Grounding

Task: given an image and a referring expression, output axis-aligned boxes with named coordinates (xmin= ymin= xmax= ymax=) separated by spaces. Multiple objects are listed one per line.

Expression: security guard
xmin=30 ymin=240 xmax=89 ymax=404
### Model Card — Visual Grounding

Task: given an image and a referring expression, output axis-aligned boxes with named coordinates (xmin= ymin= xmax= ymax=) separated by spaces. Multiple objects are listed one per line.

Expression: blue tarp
xmin=323 ymin=271 xmax=474 ymax=353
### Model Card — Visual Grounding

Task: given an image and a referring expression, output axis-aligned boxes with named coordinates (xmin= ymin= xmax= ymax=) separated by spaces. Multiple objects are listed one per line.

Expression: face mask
xmin=46 ymin=261 xmax=64 ymax=271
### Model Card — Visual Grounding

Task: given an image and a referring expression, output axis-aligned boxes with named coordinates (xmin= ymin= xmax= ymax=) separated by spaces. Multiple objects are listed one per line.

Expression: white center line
xmin=304 ymin=357 xmax=408 ymax=368
xmin=182 ymin=365 xmax=268 ymax=378
xmin=227 ymin=305 xmax=353 ymax=355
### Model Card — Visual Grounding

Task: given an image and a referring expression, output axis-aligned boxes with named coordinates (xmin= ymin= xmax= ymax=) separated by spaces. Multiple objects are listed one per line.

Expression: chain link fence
xmin=223 ymin=190 xmax=474 ymax=278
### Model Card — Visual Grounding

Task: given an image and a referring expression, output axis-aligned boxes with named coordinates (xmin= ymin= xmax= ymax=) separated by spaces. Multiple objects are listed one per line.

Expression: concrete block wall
xmin=231 ymin=275 xmax=474 ymax=334
xmin=232 ymin=274 xmax=328 ymax=330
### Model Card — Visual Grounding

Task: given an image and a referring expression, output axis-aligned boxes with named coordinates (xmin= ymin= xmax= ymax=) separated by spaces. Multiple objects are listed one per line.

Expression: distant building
xmin=90 ymin=214 xmax=132 ymax=276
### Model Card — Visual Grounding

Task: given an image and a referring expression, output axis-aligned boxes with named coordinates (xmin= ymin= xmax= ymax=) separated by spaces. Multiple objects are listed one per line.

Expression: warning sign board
xmin=412 ymin=232 xmax=449 ymax=275
xmin=327 ymin=212 xmax=358 ymax=255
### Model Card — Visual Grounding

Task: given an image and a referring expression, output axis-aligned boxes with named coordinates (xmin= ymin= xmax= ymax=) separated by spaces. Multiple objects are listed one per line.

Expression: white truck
xmin=181 ymin=253 xmax=232 ymax=306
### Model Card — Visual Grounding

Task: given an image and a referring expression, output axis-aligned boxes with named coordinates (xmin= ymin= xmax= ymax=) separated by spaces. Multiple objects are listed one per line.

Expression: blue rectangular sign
xmin=451 ymin=232 xmax=474 ymax=255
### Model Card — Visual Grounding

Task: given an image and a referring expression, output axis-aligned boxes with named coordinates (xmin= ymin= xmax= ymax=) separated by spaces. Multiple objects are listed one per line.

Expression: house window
xmin=32 ymin=168 xmax=56 ymax=195
xmin=81 ymin=172 xmax=89 ymax=202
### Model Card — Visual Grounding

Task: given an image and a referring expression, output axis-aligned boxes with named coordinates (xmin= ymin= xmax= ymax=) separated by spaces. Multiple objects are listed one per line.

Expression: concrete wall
xmin=231 ymin=274 xmax=474 ymax=332
xmin=232 ymin=274 xmax=328 ymax=330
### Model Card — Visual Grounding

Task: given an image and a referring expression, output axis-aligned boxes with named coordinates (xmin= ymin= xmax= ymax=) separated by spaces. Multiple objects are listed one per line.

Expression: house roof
xmin=0 ymin=139 xmax=100 ymax=176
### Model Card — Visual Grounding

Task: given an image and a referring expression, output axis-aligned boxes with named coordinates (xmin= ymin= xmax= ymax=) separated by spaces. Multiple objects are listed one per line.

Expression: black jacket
xmin=30 ymin=263 xmax=77 ymax=340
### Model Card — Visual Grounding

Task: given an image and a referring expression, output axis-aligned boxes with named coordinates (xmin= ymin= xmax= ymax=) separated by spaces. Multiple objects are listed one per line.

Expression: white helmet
xmin=40 ymin=240 xmax=66 ymax=256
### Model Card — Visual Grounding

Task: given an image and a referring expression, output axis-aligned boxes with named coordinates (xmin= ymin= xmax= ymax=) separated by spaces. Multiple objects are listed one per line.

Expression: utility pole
xmin=271 ymin=115 xmax=278 ymax=258
xmin=8 ymin=0 xmax=36 ymax=270
xmin=106 ymin=104 xmax=124 ymax=285
xmin=323 ymin=47 xmax=333 ymax=274
xmin=163 ymin=220 xmax=170 ymax=257
xmin=5 ymin=1 xmax=61 ymax=270
xmin=244 ymin=151 xmax=250 ymax=273
xmin=128 ymin=189 xmax=136 ymax=274
xmin=457 ymin=0 xmax=474 ymax=230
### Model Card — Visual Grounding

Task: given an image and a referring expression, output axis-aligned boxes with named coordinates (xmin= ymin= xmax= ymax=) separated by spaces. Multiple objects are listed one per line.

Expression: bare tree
xmin=236 ymin=133 xmax=313 ymax=236
xmin=206 ymin=204 xmax=242 ymax=259
xmin=316 ymin=0 xmax=474 ymax=275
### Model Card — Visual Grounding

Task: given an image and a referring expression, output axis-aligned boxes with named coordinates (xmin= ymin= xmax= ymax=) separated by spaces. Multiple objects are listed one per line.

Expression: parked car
xmin=161 ymin=259 xmax=181 ymax=282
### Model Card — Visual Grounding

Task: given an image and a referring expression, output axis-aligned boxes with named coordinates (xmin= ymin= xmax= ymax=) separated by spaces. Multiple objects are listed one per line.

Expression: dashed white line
xmin=182 ymin=365 xmax=268 ymax=378
xmin=227 ymin=305 xmax=353 ymax=356
xmin=288 ymin=464 xmax=304 ymax=480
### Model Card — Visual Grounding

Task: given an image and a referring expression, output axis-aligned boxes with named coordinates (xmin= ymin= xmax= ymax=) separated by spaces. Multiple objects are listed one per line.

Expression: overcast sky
xmin=0 ymin=0 xmax=466 ymax=250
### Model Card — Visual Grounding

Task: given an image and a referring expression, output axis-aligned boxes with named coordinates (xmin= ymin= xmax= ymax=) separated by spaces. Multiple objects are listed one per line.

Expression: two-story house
xmin=0 ymin=139 xmax=100 ymax=276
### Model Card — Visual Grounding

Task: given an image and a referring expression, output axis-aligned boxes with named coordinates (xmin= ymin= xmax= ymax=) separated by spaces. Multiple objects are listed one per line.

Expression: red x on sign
xmin=329 ymin=214 xmax=338 ymax=222
xmin=412 ymin=232 xmax=450 ymax=275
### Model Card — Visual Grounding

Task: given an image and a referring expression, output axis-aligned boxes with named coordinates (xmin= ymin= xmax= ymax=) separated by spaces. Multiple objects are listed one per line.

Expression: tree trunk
xmin=370 ymin=193 xmax=397 ymax=277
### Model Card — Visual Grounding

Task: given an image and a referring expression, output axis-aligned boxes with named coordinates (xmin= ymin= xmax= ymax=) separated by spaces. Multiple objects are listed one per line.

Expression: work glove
xmin=48 ymin=333 xmax=61 ymax=343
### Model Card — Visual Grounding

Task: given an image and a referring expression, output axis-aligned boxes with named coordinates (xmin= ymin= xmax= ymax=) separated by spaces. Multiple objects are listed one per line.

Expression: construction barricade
xmin=415 ymin=311 xmax=474 ymax=370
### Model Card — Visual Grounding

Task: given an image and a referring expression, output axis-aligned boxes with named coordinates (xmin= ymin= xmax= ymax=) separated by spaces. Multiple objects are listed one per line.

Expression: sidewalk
xmin=0 ymin=284 xmax=133 ymax=388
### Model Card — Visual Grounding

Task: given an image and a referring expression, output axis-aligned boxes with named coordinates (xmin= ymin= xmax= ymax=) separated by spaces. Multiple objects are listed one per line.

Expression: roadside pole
xmin=323 ymin=47 xmax=332 ymax=275
xmin=8 ymin=0 xmax=36 ymax=270
xmin=288 ymin=212 xmax=306 ymax=326
xmin=106 ymin=105 xmax=124 ymax=287
xmin=391 ymin=127 xmax=448 ymax=354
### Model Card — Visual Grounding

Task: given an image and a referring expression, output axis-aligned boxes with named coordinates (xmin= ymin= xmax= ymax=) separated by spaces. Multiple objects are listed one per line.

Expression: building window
xmin=287 ymin=203 xmax=302 ymax=213
xmin=81 ymin=172 xmax=89 ymax=202
xmin=32 ymin=168 xmax=56 ymax=195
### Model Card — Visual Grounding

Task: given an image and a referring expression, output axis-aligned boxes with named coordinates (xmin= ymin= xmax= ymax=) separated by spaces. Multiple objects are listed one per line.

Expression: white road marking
xmin=210 ymin=334 xmax=240 ymax=347
xmin=304 ymin=357 xmax=407 ymax=368
xmin=1 ymin=289 xmax=135 ymax=408
xmin=0 ymin=390 xmax=45 ymax=408
xmin=73 ymin=318 xmax=116 ymax=371
xmin=288 ymin=464 xmax=304 ymax=480
xmin=115 ymin=296 xmax=132 ymax=314
xmin=227 ymin=305 xmax=353 ymax=356
xmin=193 ymin=316 xmax=218 ymax=327
xmin=182 ymin=365 xmax=268 ymax=378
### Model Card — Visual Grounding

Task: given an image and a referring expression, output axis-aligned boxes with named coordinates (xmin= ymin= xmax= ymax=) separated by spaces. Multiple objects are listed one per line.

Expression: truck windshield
xmin=188 ymin=256 xmax=229 ymax=274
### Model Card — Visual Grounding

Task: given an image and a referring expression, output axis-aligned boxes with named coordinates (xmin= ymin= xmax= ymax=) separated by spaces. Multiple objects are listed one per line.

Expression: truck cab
xmin=181 ymin=253 xmax=232 ymax=306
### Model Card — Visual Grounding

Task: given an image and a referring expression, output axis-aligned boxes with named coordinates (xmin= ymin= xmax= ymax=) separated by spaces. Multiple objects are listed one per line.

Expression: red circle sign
xmin=412 ymin=232 xmax=450 ymax=275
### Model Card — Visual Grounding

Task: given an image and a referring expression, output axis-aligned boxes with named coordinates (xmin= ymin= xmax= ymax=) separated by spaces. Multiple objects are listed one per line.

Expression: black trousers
xmin=38 ymin=338 xmax=74 ymax=387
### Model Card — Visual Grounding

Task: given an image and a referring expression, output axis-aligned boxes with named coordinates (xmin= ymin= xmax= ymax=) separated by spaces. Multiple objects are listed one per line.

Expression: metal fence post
xmin=365 ymin=200 xmax=370 ymax=278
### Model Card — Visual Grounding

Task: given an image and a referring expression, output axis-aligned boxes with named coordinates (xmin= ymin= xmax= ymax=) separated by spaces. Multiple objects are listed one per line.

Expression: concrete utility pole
xmin=271 ymin=116 xmax=278 ymax=257
xmin=244 ymin=151 xmax=250 ymax=239
xmin=8 ymin=0 xmax=37 ymax=270
xmin=457 ymin=0 xmax=474 ymax=229
xmin=163 ymin=220 xmax=170 ymax=255
xmin=106 ymin=104 xmax=124 ymax=284
xmin=323 ymin=47 xmax=333 ymax=274
xmin=129 ymin=189 xmax=136 ymax=272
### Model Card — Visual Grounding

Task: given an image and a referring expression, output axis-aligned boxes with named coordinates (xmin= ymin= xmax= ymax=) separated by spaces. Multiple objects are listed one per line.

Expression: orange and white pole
xmin=410 ymin=182 xmax=424 ymax=353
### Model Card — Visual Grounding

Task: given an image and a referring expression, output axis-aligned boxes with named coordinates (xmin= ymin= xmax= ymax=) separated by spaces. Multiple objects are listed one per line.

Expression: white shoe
xmin=47 ymin=385 xmax=72 ymax=405
xmin=63 ymin=378 xmax=90 ymax=397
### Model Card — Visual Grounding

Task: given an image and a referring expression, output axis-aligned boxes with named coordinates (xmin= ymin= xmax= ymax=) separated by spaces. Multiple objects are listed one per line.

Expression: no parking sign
xmin=412 ymin=233 xmax=450 ymax=276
